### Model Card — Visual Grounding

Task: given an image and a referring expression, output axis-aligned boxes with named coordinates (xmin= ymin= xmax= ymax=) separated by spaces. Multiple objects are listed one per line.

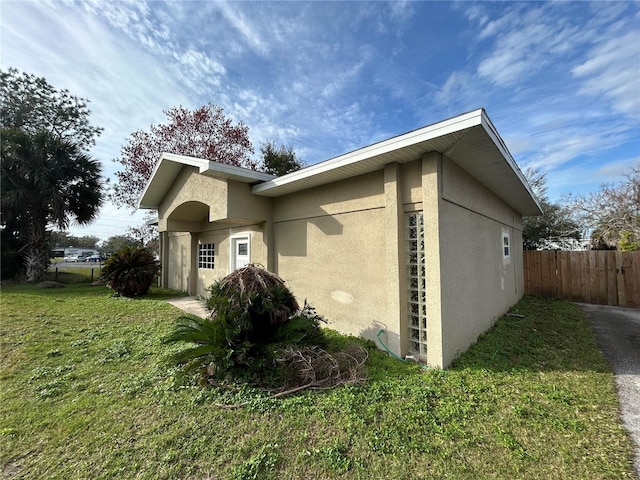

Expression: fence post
xmin=615 ymin=251 xmax=626 ymax=307
xmin=91 ymin=268 xmax=94 ymax=283
xmin=55 ymin=267 xmax=58 ymax=282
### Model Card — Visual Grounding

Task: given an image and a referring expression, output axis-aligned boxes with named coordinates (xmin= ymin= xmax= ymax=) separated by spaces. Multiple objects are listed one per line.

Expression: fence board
xmin=616 ymin=252 xmax=626 ymax=307
xmin=606 ymin=252 xmax=617 ymax=306
xmin=523 ymin=250 xmax=640 ymax=307
xmin=570 ymin=253 xmax=581 ymax=302
xmin=559 ymin=251 xmax=570 ymax=297
xmin=622 ymin=252 xmax=639 ymax=307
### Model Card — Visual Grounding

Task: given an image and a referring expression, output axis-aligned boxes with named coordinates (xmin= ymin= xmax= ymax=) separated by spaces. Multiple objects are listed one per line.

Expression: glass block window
xmin=198 ymin=243 xmax=215 ymax=269
xmin=406 ymin=212 xmax=427 ymax=360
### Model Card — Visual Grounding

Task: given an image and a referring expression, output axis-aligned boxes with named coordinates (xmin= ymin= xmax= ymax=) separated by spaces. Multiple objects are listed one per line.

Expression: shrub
xmin=206 ymin=264 xmax=299 ymax=330
xmin=165 ymin=264 xmax=328 ymax=385
xmin=100 ymin=246 xmax=158 ymax=297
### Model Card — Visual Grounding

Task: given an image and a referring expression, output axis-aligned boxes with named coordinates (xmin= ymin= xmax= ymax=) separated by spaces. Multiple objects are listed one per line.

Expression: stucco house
xmin=139 ymin=108 xmax=542 ymax=368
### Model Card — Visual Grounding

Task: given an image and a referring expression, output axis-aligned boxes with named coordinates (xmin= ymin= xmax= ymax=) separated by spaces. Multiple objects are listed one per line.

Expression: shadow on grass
xmin=450 ymin=295 xmax=611 ymax=374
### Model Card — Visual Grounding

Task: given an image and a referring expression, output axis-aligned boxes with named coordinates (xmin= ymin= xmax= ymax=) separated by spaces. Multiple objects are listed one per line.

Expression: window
xmin=198 ymin=243 xmax=215 ymax=269
xmin=406 ymin=212 xmax=427 ymax=360
xmin=502 ymin=231 xmax=510 ymax=259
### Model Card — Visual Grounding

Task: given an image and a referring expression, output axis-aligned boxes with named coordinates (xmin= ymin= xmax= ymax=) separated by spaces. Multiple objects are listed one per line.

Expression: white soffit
xmin=252 ymin=109 xmax=542 ymax=216
xmin=252 ymin=109 xmax=484 ymax=197
xmin=138 ymin=152 xmax=275 ymax=209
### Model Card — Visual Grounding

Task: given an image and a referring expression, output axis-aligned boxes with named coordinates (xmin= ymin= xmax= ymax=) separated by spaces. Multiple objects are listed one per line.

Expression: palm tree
xmin=1 ymin=128 xmax=103 ymax=282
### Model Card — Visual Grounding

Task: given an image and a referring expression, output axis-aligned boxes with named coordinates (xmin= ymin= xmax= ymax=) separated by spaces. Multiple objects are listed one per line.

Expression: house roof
xmin=138 ymin=109 xmax=542 ymax=216
xmin=138 ymin=153 xmax=276 ymax=209
xmin=252 ymin=109 xmax=542 ymax=216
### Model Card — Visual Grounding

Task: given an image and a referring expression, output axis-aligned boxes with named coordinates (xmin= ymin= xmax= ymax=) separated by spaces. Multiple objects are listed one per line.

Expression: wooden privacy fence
xmin=523 ymin=250 xmax=640 ymax=308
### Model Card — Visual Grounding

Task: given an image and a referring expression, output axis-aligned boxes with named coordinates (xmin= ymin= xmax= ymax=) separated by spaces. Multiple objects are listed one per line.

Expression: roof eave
xmin=251 ymin=109 xmax=542 ymax=216
xmin=479 ymin=112 xmax=543 ymax=216
xmin=137 ymin=152 xmax=276 ymax=209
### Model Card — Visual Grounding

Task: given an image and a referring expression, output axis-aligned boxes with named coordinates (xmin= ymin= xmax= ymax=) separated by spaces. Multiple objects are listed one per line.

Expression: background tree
xmin=112 ymin=103 xmax=256 ymax=209
xmin=72 ymin=235 xmax=100 ymax=250
xmin=1 ymin=68 xmax=102 ymax=150
xmin=1 ymin=129 xmax=103 ymax=281
xmin=100 ymin=234 xmax=143 ymax=255
xmin=127 ymin=213 xmax=159 ymax=255
xmin=522 ymin=167 xmax=581 ymax=250
xmin=49 ymin=231 xmax=100 ymax=249
xmin=564 ymin=166 xmax=640 ymax=250
xmin=260 ymin=141 xmax=305 ymax=176
xmin=0 ymin=68 xmax=103 ymax=280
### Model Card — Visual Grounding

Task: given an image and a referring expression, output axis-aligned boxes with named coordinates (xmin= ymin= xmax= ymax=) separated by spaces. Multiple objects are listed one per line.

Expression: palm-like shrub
xmin=101 ymin=246 xmax=158 ymax=297
xmin=207 ymin=265 xmax=300 ymax=342
xmin=165 ymin=264 xmax=327 ymax=384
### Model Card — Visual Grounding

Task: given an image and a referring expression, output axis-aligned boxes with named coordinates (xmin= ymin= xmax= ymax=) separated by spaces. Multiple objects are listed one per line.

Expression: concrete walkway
xmin=579 ymin=303 xmax=640 ymax=477
xmin=166 ymin=296 xmax=209 ymax=318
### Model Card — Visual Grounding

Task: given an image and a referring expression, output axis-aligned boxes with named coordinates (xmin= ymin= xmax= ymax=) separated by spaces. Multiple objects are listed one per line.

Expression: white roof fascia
xmin=138 ymin=152 xmax=275 ymax=209
xmin=137 ymin=153 xmax=208 ymax=209
xmin=160 ymin=152 xmax=209 ymax=169
xmin=252 ymin=109 xmax=484 ymax=196
xmin=479 ymin=112 xmax=543 ymax=214
xmin=201 ymin=160 xmax=276 ymax=182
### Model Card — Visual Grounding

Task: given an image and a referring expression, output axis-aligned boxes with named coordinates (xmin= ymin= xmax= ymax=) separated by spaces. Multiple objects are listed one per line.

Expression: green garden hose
xmin=376 ymin=329 xmax=405 ymax=362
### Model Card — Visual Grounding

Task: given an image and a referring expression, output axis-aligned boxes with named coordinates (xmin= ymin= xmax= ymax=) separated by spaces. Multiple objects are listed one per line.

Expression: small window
xmin=198 ymin=243 xmax=215 ymax=269
xmin=502 ymin=232 xmax=510 ymax=259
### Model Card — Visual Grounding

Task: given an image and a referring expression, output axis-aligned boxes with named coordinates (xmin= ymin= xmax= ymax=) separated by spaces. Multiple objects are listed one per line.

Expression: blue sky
xmin=1 ymin=0 xmax=639 ymax=240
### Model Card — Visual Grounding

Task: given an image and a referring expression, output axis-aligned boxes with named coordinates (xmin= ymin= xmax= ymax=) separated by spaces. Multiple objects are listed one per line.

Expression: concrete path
xmin=579 ymin=303 xmax=640 ymax=477
xmin=165 ymin=296 xmax=209 ymax=319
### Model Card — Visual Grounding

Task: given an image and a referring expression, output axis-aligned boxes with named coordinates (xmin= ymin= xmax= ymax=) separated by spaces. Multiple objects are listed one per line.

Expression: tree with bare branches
xmin=522 ymin=167 xmax=581 ymax=250
xmin=564 ymin=166 xmax=640 ymax=250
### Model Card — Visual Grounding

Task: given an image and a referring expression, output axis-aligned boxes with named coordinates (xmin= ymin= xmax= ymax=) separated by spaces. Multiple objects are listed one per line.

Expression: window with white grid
xmin=502 ymin=231 xmax=510 ymax=259
xmin=198 ymin=243 xmax=215 ymax=269
xmin=406 ymin=212 xmax=427 ymax=360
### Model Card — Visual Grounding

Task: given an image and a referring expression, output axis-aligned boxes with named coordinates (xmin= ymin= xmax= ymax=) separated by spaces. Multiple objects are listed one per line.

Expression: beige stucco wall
xmin=158 ymin=167 xmax=228 ymax=231
xmin=157 ymin=167 xmax=272 ymax=232
xmin=166 ymin=232 xmax=192 ymax=293
xmin=195 ymin=224 xmax=269 ymax=294
xmin=434 ymin=155 xmax=524 ymax=367
xmin=156 ymin=167 xmax=273 ymax=295
xmin=273 ymin=171 xmax=396 ymax=347
xmin=272 ymin=170 xmax=385 ymax=222
xmin=163 ymin=224 xmax=269 ymax=295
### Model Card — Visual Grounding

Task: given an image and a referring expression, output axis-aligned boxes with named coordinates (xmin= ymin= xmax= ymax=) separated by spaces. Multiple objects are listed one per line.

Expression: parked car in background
xmin=74 ymin=255 xmax=87 ymax=262
xmin=87 ymin=254 xmax=102 ymax=262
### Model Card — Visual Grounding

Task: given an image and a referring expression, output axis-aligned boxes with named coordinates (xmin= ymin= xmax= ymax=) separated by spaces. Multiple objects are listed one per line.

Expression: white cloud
xmin=545 ymin=157 xmax=640 ymax=199
xmin=461 ymin=4 xmax=489 ymax=28
xmin=388 ymin=0 xmax=415 ymax=24
xmin=435 ymin=71 xmax=476 ymax=106
xmin=321 ymin=60 xmax=367 ymax=98
xmin=0 ymin=0 xmax=192 ymax=238
xmin=475 ymin=6 xmax=581 ymax=87
xmin=477 ymin=8 xmax=520 ymax=40
xmin=2 ymin=0 xmax=639 ymax=239
xmin=572 ymin=30 xmax=640 ymax=117
xmin=215 ymin=1 xmax=270 ymax=56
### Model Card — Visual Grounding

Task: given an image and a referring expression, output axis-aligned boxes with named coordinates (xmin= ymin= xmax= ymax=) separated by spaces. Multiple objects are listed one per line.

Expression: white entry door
xmin=232 ymin=236 xmax=250 ymax=270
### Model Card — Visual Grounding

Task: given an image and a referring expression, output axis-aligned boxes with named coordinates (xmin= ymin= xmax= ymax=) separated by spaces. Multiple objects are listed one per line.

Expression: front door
xmin=232 ymin=236 xmax=250 ymax=269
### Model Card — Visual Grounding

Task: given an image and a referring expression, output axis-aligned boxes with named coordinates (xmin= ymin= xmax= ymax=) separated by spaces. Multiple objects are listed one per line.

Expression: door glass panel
xmin=238 ymin=243 xmax=248 ymax=255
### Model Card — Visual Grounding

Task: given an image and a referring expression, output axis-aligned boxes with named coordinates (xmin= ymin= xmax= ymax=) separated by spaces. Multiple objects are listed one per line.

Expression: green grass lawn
xmin=0 ymin=284 xmax=636 ymax=479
